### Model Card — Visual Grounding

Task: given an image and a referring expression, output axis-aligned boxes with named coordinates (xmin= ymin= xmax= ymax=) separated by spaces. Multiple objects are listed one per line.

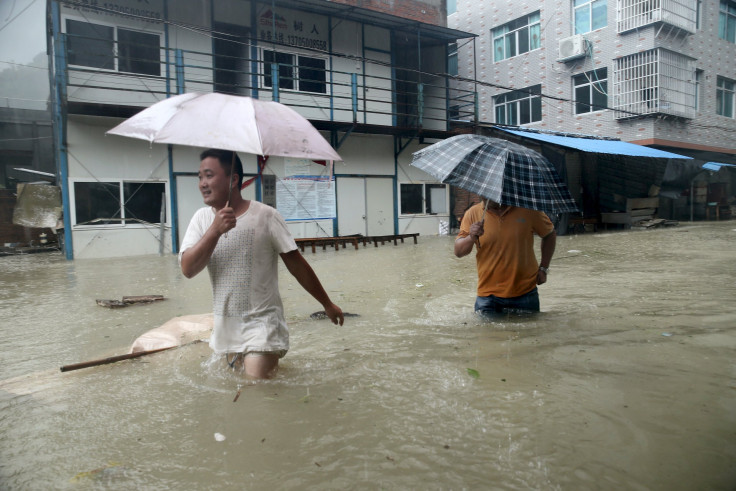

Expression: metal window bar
xmin=613 ymin=48 xmax=695 ymax=119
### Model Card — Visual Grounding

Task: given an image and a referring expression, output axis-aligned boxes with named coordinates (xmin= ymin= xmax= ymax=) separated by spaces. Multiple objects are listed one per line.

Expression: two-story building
xmin=1 ymin=0 xmax=478 ymax=258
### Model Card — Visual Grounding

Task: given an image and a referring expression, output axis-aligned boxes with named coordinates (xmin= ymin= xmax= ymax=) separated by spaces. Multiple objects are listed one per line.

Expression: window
xmin=573 ymin=68 xmax=608 ymax=113
xmin=494 ymin=85 xmax=542 ymax=124
xmin=448 ymin=0 xmax=457 ymax=15
xmin=695 ymin=69 xmax=703 ymax=111
xmin=263 ymin=50 xmax=327 ymax=94
xmin=448 ymin=43 xmax=458 ymax=76
xmin=717 ymin=76 xmax=735 ymax=118
xmin=492 ymin=12 xmax=541 ymax=62
xmin=400 ymin=183 xmax=448 ymax=215
xmin=574 ymin=0 xmax=607 ymax=34
xmin=73 ymin=181 xmax=165 ymax=226
xmin=719 ymin=0 xmax=736 ymax=42
xmin=66 ymin=19 xmax=161 ymax=76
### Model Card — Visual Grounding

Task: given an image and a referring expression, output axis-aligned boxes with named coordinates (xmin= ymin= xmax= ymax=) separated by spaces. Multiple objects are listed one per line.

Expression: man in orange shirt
xmin=454 ymin=199 xmax=556 ymax=316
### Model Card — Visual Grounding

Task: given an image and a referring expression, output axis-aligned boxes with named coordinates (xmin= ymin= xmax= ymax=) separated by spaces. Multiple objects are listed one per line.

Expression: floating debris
xmin=466 ymin=368 xmax=480 ymax=379
xmin=214 ymin=433 xmax=226 ymax=442
xmin=96 ymin=295 xmax=165 ymax=308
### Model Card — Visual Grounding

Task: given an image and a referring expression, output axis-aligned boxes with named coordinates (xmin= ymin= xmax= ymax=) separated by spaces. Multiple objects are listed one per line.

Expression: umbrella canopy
xmin=410 ymin=134 xmax=578 ymax=215
xmin=106 ymin=92 xmax=342 ymax=161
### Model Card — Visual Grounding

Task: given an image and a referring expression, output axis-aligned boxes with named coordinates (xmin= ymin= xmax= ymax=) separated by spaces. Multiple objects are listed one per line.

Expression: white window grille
xmin=613 ymin=49 xmax=695 ymax=119
xmin=617 ymin=0 xmax=697 ymax=33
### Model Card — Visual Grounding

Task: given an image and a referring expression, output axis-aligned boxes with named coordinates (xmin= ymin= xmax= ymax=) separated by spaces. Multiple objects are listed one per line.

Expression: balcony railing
xmin=61 ymin=33 xmax=478 ymax=134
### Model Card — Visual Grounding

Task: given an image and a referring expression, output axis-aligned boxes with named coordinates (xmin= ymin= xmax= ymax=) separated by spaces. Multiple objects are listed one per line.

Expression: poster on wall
xmin=277 ymin=176 xmax=336 ymax=221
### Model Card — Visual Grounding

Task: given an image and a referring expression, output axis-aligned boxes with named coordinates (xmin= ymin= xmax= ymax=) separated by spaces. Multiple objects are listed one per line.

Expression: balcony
xmin=617 ymin=0 xmax=697 ymax=34
xmin=59 ymin=32 xmax=478 ymax=139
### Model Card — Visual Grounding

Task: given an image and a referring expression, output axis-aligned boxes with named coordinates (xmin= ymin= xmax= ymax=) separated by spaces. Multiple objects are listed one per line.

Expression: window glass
xmin=719 ymin=0 xmax=736 ymax=42
xmin=573 ymin=68 xmax=608 ymax=113
xmin=494 ymin=84 xmax=542 ymax=124
xmin=66 ymin=20 xmax=114 ymax=69
xmin=298 ymin=56 xmax=326 ymax=93
xmin=491 ymin=12 xmax=541 ymax=62
xmin=264 ymin=51 xmax=295 ymax=90
xmin=74 ymin=181 xmax=120 ymax=225
xmin=448 ymin=43 xmax=458 ymax=76
xmin=400 ymin=183 xmax=423 ymax=214
xmin=575 ymin=0 xmax=607 ymax=34
xmin=118 ymin=29 xmax=160 ymax=76
xmin=717 ymin=76 xmax=735 ymax=117
xmin=426 ymin=185 xmax=448 ymax=214
xmin=123 ymin=182 xmax=165 ymax=224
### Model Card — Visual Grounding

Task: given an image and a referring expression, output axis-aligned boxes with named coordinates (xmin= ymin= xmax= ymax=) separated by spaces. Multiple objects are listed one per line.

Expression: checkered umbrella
xmin=410 ymin=134 xmax=578 ymax=215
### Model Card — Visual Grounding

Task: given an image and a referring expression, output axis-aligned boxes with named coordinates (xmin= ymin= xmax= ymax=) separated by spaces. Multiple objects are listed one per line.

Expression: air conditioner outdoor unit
xmin=558 ymin=34 xmax=587 ymax=61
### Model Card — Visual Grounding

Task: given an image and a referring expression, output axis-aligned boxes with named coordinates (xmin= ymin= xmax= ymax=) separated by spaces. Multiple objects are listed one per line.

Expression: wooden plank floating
xmin=96 ymin=295 xmax=165 ymax=308
xmin=295 ymin=234 xmax=419 ymax=253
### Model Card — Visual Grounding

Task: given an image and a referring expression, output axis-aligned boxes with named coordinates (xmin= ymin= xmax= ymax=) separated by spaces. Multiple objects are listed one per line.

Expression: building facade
xmin=449 ymin=0 xmax=736 ymax=220
xmin=0 ymin=0 xmax=476 ymax=258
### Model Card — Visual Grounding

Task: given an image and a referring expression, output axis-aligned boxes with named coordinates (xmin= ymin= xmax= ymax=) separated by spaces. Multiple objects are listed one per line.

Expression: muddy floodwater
xmin=1 ymin=222 xmax=735 ymax=490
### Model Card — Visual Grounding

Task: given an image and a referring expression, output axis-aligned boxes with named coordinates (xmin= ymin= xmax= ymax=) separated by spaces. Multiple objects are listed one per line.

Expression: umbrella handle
xmin=476 ymin=199 xmax=490 ymax=249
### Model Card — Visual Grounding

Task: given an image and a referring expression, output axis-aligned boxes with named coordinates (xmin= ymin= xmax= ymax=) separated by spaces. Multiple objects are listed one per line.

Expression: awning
xmin=702 ymin=162 xmax=736 ymax=171
xmin=498 ymin=128 xmax=693 ymax=159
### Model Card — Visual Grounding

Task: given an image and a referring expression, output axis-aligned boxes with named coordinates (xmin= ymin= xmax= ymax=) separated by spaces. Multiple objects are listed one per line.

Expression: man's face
xmin=198 ymin=156 xmax=233 ymax=208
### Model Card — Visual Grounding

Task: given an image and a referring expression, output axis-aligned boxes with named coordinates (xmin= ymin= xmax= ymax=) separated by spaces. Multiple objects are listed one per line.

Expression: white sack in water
xmin=129 ymin=313 xmax=213 ymax=353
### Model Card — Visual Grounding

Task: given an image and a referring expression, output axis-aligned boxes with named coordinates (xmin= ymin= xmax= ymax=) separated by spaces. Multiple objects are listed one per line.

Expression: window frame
xmin=71 ymin=179 xmax=168 ymax=228
xmin=494 ymin=84 xmax=543 ymax=125
xmin=64 ymin=18 xmax=162 ymax=77
xmin=719 ymin=0 xmax=736 ymax=43
xmin=491 ymin=12 xmax=541 ymax=62
xmin=574 ymin=0 xmax=607 ymax=35
xmin=716 ymin=76 xmax=735 ymax=118
xmin=399 ymin=182 xmax=450 ymax=216
xmin=573 ymin=68 xmax=608 ymax=114
xmin=261 ymin=49 xmax=329 ymax=95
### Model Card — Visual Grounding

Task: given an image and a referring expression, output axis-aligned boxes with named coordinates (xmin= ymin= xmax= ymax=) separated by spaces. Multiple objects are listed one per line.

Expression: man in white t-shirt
xmin=180 ymin=149 xmax=344 ymax=379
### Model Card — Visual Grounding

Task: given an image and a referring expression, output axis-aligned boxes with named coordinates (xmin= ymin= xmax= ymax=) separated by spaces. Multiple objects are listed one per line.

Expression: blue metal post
xmin=272 ymin=64 xmax=279 ymax=102
xmin=168 ymin=147 xmax=178 ymax=253
xmin=351 ymin=73 xmax=358 ymax=122
xmin=51 ymin=2 xmax=73 ymax=259
xmin=417 ymin=83 xmax=424 ymax=127
xmin=175 ymin=49 xmax=185 ymax=94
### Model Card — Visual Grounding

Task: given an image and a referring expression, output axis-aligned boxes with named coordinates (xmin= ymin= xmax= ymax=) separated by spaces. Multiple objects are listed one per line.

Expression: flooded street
xmin=1 ymin=222 xmax=735 ymax=490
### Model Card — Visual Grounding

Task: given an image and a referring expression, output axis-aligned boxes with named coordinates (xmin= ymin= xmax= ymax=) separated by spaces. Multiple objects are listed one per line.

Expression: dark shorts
xmin=474 ymin=287 xmax=540 ymax=317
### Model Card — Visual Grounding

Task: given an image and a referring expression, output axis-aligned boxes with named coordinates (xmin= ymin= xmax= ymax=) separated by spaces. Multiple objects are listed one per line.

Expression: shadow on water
xmin=1 ymin=223 xmax=736 ymax=489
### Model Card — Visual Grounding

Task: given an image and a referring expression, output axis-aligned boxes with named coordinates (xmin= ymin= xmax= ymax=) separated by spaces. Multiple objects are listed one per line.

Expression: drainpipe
xmin=50 ymin=1 xmax=73 ymax=259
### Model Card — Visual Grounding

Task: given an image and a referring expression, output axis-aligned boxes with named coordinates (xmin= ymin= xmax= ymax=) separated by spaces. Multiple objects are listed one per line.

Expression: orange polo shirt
xmin=458 ymin=203 xmax=554 ymax=298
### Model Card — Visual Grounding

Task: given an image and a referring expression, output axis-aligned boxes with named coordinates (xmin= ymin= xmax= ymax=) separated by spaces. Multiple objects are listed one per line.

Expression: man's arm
xmin=537 ymin=230 xmax=556 ymax=285
xmin=180 ymin=206 xmax=236 ymax=278
xmin=454 ymin=221 xmax=484 ymax=258
xmin=280 ymin=249 xmax=344 ymax=325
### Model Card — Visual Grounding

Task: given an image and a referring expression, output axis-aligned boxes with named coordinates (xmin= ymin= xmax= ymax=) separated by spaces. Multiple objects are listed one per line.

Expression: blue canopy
xmin=498 ymin=128 xmax=693 ymax=159
xmin=702 ymin=162 xmax=736 ymax=171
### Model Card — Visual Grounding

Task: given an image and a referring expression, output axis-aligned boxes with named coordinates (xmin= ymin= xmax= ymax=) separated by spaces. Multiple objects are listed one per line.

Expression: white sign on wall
xmin=257 ymin=5 xmax=328 ymax=51
xmin=61 ymin=0 xmax=164 ymax=24
xmin=277 ymin=176 xmax=336 ymax=221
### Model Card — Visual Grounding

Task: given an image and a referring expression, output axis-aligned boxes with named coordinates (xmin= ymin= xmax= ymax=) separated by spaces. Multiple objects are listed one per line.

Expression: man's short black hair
xmin=200 ymin=149 xmax=243 ymax=188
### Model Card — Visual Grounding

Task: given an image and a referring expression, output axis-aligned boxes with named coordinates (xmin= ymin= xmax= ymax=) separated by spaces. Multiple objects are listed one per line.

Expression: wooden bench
xmin=294 ymin=233 xmax=420 ymax=253
xmin=601 ymin=197 xmax=659 ymax=229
